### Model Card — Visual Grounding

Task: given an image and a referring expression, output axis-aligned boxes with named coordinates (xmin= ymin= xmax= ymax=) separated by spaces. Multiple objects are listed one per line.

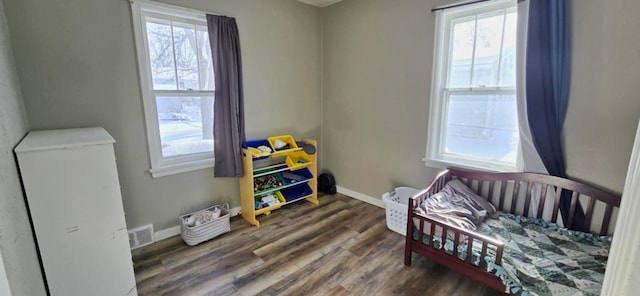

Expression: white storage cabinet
xmin=15 ymin=127 xmax=137 ymax=296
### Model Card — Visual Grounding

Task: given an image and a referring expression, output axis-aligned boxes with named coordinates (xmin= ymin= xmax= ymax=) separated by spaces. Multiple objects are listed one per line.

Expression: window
xmin=426 ymin=0 xmax=519 ymax=172
xmin=131 ymin=1 xmax=215 ymax=177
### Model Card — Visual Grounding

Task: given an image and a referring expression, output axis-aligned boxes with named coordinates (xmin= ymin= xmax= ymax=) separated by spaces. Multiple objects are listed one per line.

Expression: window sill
xmin=149 ymin=158 xmax=214 ymax=178
xmin=423 ymin=157 xmax=520 ymax=173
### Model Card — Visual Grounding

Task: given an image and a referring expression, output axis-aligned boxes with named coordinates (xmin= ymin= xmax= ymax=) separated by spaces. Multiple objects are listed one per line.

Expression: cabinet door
xmin=18 ymin=144 xmax=136 ymax=296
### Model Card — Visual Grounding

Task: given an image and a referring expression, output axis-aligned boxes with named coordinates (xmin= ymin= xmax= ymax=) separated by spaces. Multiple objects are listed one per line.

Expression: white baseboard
xmin=153 ymin=225 xmax=181 ymax=242
xmin=153 ymin=206 xmax=242 ymax=242
xmin=336 ymin=185 xmax=385 ymax=208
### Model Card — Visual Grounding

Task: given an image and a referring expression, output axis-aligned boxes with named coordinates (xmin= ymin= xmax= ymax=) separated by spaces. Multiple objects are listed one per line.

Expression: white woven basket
xmin=382 ymin=187 xmax=420 ymax=236
xmin=180 ymin=204 xmax=230 ymax=246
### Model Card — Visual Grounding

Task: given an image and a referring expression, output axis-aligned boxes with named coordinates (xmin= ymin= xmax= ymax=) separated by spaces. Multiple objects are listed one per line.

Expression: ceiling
xmin=296 ymin=0 xmax=344 ymax=7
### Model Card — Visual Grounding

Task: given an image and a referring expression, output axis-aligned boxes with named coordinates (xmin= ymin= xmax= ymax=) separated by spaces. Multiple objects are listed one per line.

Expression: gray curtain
xmin=207 ymin=14 xmax=245 ymax=177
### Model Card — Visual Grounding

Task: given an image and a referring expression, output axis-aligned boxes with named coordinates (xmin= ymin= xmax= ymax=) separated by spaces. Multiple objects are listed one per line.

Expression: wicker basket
xmin=180 ymin=204 xmax=230 ymax=246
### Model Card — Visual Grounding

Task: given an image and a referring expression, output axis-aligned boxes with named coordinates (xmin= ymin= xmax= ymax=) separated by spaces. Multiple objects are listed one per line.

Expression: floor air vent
xmin=128 ymin=224 xmax=154 ymax=250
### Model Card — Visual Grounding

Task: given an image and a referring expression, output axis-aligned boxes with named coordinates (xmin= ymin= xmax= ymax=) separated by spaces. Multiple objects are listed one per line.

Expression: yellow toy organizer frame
xmin=240 ymin=138 xmax=318 ymax=227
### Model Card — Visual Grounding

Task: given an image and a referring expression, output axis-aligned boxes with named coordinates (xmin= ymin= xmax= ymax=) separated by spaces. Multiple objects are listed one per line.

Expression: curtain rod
xmin=431 ymin=0 xmax=492 ymax=12
xmin=128 ymin=0 xmax=232 ymax=18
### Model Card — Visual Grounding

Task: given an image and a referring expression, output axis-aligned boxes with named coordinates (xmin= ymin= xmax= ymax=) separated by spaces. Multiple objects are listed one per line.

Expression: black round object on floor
xmin=318 ymin=172 xmax=337 ymax=194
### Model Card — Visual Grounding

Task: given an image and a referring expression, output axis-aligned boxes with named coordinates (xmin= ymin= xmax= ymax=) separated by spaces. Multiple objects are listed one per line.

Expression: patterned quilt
xmin=413 ymin=214 xmax=611 ymax=296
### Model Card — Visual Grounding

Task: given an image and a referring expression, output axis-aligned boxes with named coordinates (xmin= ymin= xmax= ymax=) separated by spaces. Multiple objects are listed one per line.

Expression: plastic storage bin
xmin=382 ymin=187 xmax=420 ymax=236
xmin=255 ymin=192 xmax=286 ymax=215
xmin=280 ymin=183 xmax=313 ymax=202
xmin=243 ymin=139 xmax=272 ymax=160
xmin=285 ymin=151 xmax=312 ymax=171
xmin=280 ymin=168 xmax=313 ymax=185
xmin=180 ymin=204 xmax=230 ymax=246
xmin=244 ymin=139 xmax=270 ymax=149
xmin=253 ymin=173 xmax=285 ymax=195
xmin=268 ymin=135 xmax=298 ymax=156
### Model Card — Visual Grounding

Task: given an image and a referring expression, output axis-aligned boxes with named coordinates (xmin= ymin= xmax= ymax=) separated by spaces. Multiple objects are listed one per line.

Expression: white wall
xmin=322 ymin=0 xmax=452 ymax=198
xmin=0 ymin=0 xmax=46 ymax=294
xmin=2 ymin=0 xmax=322 ymax=231
xmin=565 ymin=0 xmax=640 ymax=192
xmin=321 ymin=0 xmax=640 ymax=201
xmin=584 ymin=0 xmax=640 ymax=293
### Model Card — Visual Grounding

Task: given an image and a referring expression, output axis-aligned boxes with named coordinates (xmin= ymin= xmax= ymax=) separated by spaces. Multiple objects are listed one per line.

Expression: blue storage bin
xmin=243 ymin=139 xmax=270 ymax=148
xmin=280 ymin=168 xmax=313 ymax=185
xmin=280 ymin=183 xmax=313 ymax=203
xmin=244 ymin=139 xmax=272 ymax=160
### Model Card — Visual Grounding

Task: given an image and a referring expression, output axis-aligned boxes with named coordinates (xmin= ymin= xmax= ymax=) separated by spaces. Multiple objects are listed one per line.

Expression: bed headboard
xmin=416 ymin=168 xmax=621 ymax=236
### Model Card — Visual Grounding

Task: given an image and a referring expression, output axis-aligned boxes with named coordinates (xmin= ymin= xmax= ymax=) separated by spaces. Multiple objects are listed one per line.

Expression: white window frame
xmin=131 ymin=0 xmax=216 ymax=178
xmin=425 ymin=0 xmax=520 ymax=172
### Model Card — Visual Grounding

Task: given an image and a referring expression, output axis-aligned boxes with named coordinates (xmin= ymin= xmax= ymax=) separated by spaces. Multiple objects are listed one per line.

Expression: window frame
xmin=425 ymin=0 xmax=520 ymax=172
xmin=131 ymin=0 xmax=215 ymax=178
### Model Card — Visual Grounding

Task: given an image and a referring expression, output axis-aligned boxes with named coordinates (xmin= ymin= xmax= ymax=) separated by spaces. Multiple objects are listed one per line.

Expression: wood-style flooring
xmin=132 ymin=193 xmax=504 ymax=296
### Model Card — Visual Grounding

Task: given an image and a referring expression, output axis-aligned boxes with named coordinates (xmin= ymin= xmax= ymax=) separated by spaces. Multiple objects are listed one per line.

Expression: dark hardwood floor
xmin=132 ymin=194 xmax=504 ymax=296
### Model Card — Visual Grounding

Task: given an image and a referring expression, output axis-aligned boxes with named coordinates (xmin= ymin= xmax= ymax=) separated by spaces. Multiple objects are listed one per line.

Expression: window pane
xmin=499 ymin=10 xmax=517 ymax=87
xmin=173 ymin=23 xmax=200 ymax=90
xmin=444 ymin=93 xmax=518 ymax=164
xmin=156 ymin=95 xmax=214 ymax=158
xmin=448 ymin=17 xmax=475 ymax=88
xmin=197 ymin=26 xmax=215 ymax=91
xmin=146 ymin=19 xmax=177 ymax=90
xmin=471 ymin=12 xmax=505 ymax=87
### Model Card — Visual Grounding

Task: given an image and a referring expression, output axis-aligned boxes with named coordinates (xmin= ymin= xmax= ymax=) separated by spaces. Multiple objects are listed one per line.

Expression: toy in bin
xmin=247 ymin=145 xmax=272 ymax=158
xmin=255 ymin=194 xmax=280 ymax=209
xmin=254 ymin=174 xmax=283 ymax=192
xmin=273 ymin=139 xmax=290 ymax=151
xmin=183 ymin=207 xmax=221 ymax=227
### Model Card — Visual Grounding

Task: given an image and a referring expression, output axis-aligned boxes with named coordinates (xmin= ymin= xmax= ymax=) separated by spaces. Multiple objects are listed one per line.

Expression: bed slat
xmin=537 ymin=184 xmax=549 ymax=219
xmin=584 ymin=197 xmax=597 ymax=232
xmin=419 ymin=218 xmax=425 ymax=246
xmin=499 ymin=181 xmax=507 ymax=211
xmin=429 ymin=222 xmax=435 ymax=246
xmin=441 ymin=225 xmax=448 ymax=252
xmin=488 ymin=181 xmax=495 ymax=204
xmin=510 ymin=181 xmax=520 ymax=214
xmin=567 ymin=191 xmax=579 ymax=229
xmin=552 ymin=188 xmax=562 ymax=223
xmin=453 ymin=231 xmax=460 ymax=259
xmin=480 ymin=243 xmax=488 ymax=269
xmin=523 ymin=182 xmax=533 ymax=216
xmin=466 ymin=238 xmax=473 ymax=264
xmin=601 ymin=204 xmax=614 ymax=236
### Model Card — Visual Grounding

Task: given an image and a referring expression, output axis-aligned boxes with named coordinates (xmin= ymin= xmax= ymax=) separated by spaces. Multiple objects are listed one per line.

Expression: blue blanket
xmin=413 ymin=213 xmax=611 ymax=296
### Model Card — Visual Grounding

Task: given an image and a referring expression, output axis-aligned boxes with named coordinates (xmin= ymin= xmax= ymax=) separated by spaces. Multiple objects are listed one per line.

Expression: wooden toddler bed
xmin=404 ymin=168 xmax=621 ymax=295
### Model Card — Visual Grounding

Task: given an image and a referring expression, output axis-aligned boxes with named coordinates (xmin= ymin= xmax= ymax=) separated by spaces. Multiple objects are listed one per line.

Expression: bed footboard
xmin=404 ymin=169 xmax=506 ymax=291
